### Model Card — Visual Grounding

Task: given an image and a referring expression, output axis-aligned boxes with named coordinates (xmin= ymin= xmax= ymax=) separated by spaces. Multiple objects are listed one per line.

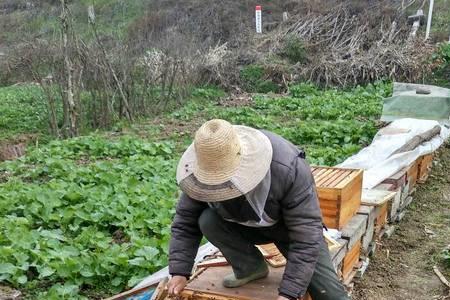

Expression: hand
xmin=167 ymin=275 xmax=187 ymax=296
xmin=276 ymin=296 xmax=290 ymax=300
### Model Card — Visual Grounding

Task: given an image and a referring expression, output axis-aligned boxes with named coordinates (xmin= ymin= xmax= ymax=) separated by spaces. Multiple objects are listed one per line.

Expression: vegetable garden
xmin=0 ymin=82 xmax=391 ymax=299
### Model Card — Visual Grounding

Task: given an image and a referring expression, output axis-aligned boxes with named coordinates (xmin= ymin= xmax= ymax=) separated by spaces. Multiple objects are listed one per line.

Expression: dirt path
xmin=353 ymin=144 xmax=450 ymax=300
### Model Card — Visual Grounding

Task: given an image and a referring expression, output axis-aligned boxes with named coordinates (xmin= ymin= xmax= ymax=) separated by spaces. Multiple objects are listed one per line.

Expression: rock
xmin=415 ymin=87 xmax=431 ymax=94
xmin=0 ymin=285 xmax=21 ymax=300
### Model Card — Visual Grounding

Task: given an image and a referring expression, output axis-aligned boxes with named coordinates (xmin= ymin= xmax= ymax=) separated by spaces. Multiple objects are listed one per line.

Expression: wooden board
xmin=406 ymin=159 xmax=420 ymax=192
xmin=382 ymin=168 xmax=407 ymax=190
xmin=374 ymin=202 xmax=388 ymax=235
xmin=387 ymin=188 xmax=402 ymax=223
xmin=257 ymin=244 xmax=286 ymax=268
xmin=180 ymin=290 xmax=312 ymax=300
xmin=257 ymin=236 xmax=341 ymax=268
xmin=184 ymin=266 xmax=283 ymax=300
xmin=361 ymin=189 xmax=396 ymax=206
xmin=342 ymin=240 xmax=361 ymax=281
xmin=330 ymin=239 xmax=348 ymax=272
xmin=357 ymin=205 xmax=376 ymax=254
xmin=418 ymin=154 xmax=433 ymax=182
xmin=312 ymin=166 xmax=363 ymax=230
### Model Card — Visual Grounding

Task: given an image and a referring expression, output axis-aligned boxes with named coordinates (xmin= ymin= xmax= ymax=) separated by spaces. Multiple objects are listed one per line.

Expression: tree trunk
xmin=61 ymin=0 xmax=78 ymax=137
xmin=391 ymin=125 xmax=441 ymax=155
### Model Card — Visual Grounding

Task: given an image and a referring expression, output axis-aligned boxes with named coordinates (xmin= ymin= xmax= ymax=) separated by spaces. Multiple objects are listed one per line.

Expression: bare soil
xmin=353 ymin=144 xmax=450 ymax=300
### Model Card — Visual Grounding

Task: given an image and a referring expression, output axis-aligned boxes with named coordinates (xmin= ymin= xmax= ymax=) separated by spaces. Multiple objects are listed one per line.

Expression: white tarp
xmin=339 ymin=118 xmax=450 ymax=189
xmin=133 ymin=242 xmax=218 ymax=290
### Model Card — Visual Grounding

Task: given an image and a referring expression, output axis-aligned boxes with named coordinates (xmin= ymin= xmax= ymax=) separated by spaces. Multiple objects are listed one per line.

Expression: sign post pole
xmin=255 ymin=6 xmax=262 ymax=34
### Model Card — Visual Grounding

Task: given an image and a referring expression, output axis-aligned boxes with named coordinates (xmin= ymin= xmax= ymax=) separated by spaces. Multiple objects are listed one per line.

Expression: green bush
xmin=0 ymin=85 xmax=51 ymax=141
xmin=240 ymin=65 xmax=279 ymax=93
xmin=431 ymin=43 xmax=450 ymax=87
xmin=281 ymin=36 xmax=307 ymax=64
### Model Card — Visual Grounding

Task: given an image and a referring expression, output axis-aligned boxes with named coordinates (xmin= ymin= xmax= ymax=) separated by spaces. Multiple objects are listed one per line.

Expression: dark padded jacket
xmin=169 ymin=130 xmax=323 ymax=298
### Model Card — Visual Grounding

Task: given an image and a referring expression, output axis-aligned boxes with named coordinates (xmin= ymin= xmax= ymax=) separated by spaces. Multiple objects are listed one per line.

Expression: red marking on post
xmin=255 ymin=5 xmax=261 ymax=11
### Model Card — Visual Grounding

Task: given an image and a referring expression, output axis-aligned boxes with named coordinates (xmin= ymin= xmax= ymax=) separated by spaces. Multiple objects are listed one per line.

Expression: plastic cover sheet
xmin=339 ymin=118 xmax=450 ymax=189
xmin=381 ymin=82 xmax=450 ymax=124
xmin=134 ymin=242 xmax=218 ymax=289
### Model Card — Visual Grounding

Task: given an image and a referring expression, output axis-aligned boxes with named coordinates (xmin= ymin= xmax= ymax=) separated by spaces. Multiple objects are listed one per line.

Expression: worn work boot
xmin=223 ymin=261 xmax=269 ymax=288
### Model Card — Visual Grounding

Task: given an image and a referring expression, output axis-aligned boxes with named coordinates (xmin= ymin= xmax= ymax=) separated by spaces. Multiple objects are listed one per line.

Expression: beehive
xmin=341 ymin=240 xmax=361 ymax=282
xmin=406 ymin=159 xmax=420 ymax=192
xmin=312 ymin=166 xmax=363 ymax=230
xmin=418 ymin=154 xmax=433 ymax=182
xmin=374 ymin=201 xmax=388 ymax=236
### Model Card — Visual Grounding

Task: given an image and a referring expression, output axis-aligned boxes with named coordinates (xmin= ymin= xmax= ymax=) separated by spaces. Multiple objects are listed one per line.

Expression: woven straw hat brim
xmin=176 ymin=126 xmax=273 ymax=202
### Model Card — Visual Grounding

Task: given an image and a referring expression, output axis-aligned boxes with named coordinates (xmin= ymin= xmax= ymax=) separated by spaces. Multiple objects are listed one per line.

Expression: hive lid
xmin=311 ymin=166 xmax=362 ymax=189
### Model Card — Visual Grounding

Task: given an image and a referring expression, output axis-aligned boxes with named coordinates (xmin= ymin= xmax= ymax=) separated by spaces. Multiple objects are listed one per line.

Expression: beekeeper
xmin=167 ymin=119 xmax=348 ymax=300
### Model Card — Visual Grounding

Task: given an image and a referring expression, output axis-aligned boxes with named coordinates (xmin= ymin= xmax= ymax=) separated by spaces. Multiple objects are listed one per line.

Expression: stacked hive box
xmin=311 ymin=167 xmax=363 ymax=230
xmin=418 ymin=154 xmax=434 ymax=183
xmin=378 ymin=153 xmax=434 ymax=225
xmin=312 ymin=166 xmax=365 ymax=283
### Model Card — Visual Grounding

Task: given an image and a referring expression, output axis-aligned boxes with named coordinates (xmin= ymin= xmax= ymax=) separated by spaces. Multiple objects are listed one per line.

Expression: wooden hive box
xmin=406 ymin=159 xmax=420 ymax=192
xmin=374 ymin=202 xmax=388 ymax=236
xmin=418 ymin=154 xmax=433 ymax=183
xmin=341 ymin=239 xmax=361 ymax=282
xmin=311 ymin=166 xmax=363 ymax=230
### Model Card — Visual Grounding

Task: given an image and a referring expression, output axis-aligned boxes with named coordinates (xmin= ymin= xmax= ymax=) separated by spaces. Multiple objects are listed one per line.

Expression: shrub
xmin=430 ymin=43 xmax=450 ymax=87
xmin=240 ymin=65 xmax=280 ymax=93
xmin=281 ymin=36 xmax=307 ymax=64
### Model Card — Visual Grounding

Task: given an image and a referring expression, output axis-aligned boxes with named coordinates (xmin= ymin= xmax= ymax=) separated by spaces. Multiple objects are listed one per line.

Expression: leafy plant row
xmin=0 ymin=82 xmax=390 ymax=298
xmin=0 ymin=137 xmax=179 ymax=299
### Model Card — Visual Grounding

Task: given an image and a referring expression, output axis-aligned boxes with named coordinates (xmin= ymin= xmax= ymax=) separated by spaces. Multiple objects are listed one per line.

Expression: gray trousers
xmin=198 ymin=208 xmax=349 ymax=300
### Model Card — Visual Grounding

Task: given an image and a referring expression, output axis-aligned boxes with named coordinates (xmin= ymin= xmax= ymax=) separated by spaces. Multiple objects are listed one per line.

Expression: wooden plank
xmin=314 ymin=168 xmax=334 ymax=182
xmin=361 ymin=189 xmax=397 ymax=206
xmin=382 ymin=168 xmax=407 ymax=190
xmin=325 ymin=170 xmax=352 ymax=188
xmin=331 ymin=239 xmax=348 ymax=272
xmin=197 ymin=257 xmax=229 ymax=268
xmin=335 ymin=169 xmax=363 ymax=190
xmin=418 ymin=154 xmax=433 ymax=182
xmin=375 ymin=183 xmax=396 ymax=191
xmin=357 ymin=205 xmax=376 ymax=254
xmin=339 ymin=173 xmax=362 ymax=229
xmin=407 ymin=159 xmax=419 ymax=192
xmin=180 ymin=289 xmax=252 ymax=300
xmin=387 ymin=188 xmax=402 ymax=223
xmin=256 ymin=244 xmax=286 ymax=268
xmin=374 ymin=202 xmax=388 ymax=235
xmin=185 ymin=266 xmax=284 ymax=300
xmin=342 ymin=240 xmax=361 ymax=281
xmin=320 ymin=170 xmax=344 ymax=187
xmin=152 ymin=278 xmax=169 ymax=300
xmin=316 ymin=169 xmax=336 ymax=186
xmin=313 ymin=167 xmax=328 ymax=178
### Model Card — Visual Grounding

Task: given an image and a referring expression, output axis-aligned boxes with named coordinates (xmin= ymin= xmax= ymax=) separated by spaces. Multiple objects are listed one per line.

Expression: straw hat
xmin=176 ymin=119 xmax=273 ymax=202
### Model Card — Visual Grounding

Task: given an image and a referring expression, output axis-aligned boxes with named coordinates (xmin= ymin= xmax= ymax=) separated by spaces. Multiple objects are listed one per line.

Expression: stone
xmin=341 ymin=214 xmax=368 ymax=250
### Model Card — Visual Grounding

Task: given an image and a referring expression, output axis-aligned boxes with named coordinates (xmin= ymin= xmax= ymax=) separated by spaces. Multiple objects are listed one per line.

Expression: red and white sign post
xmin=255 ymin=6 xmax=262 ymax=34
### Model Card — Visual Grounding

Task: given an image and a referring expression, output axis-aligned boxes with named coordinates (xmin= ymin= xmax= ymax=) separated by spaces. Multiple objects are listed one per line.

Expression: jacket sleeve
xmin=169 ymin=192 xmax=208 ymax=276
xmin=278 ymin=158 xmax=324 ymax=299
